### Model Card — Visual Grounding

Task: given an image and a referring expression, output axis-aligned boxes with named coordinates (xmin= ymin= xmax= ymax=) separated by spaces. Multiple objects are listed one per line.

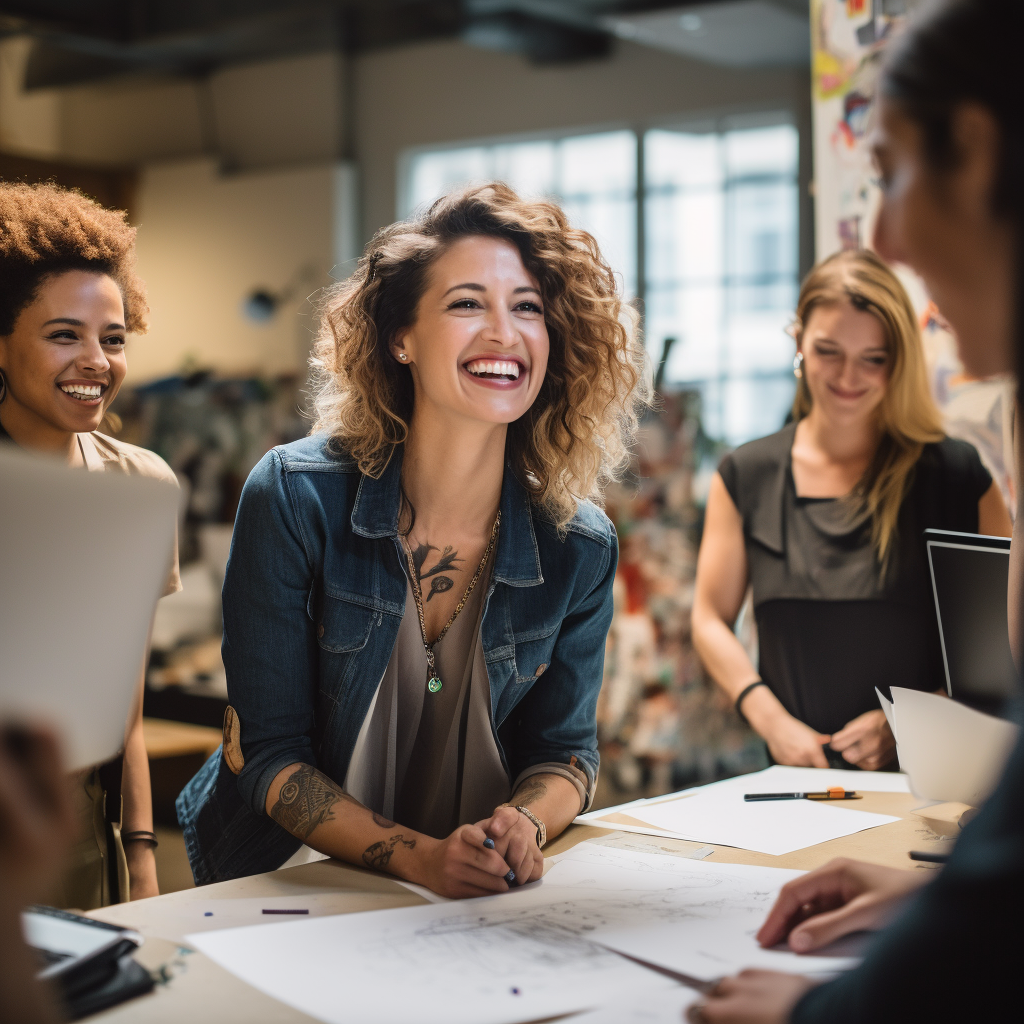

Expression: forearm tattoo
xmin=372 ymin=812 xmax=396 ymax=829
xmin=270 ymin=764 xmax=353 ymax=841
xmin=362 ymin=834 xmax=416 ymax=871
xmin=513 ymin=776 xmax=548 ymax=807
xmin=410 ymin=542 xmax=463 ymax=602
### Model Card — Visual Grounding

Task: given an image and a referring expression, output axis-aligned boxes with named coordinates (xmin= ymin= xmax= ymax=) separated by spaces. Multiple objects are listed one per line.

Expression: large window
xmin=403 ymin=118 xmax=799 ymax=446
xmin=405 ymin=130 xmax=638 ymax=297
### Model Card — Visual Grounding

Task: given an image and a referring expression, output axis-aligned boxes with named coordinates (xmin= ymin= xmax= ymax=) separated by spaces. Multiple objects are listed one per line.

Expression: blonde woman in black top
xmin=692 ymin=250 xmax=1011 ymax=771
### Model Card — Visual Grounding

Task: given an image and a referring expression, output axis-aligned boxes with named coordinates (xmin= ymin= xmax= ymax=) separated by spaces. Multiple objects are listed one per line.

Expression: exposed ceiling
xmin=0 ymin=1 xmax=809 ymax=90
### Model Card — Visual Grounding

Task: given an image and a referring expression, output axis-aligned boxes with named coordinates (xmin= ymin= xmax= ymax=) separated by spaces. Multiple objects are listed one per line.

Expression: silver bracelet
xmin=515 ymin=805 xmax=547 ymax=849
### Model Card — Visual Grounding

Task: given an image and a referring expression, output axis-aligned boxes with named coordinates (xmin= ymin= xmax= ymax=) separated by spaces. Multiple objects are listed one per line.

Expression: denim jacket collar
xmin=350 ymin=445 xmax=543 ymax=587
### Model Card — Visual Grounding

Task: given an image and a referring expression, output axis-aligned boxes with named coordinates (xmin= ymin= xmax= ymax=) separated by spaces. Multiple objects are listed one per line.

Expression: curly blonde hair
xmin=310 ymin=182 xmax=648 ymax=530
xmin=0 ymin=181 xmax=147 ymax=336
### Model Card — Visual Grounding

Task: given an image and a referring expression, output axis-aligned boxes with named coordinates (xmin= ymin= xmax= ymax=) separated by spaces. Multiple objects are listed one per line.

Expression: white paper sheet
xmin=545 ymin=845 xmax=863 ymax=981
xmin=567 ymin=984 xmax=699 ymax=1023
xmin=0 ymin=446 xmax=179 ymax=769
xmin=577 ymin=766 xmax=910 ymax=829
xmin=187 ymin=883 xmax=677 ymax=1024
xmin=886 ymin=686 xmax=1019 ymax=805
xmin=876 ymin=687 xmax=897 ymax=743
xmin=623 ymin=786 xmax=898 ymax=857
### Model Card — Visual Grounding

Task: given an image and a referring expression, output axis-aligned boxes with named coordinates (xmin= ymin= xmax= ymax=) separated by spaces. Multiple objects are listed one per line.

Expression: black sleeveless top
xmin=718 ymin=422 xmax=993 ymax=735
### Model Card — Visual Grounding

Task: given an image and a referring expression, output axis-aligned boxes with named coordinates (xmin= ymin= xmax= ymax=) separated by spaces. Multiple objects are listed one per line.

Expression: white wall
xmin=127 ymin=158 xmax=338 ymax=384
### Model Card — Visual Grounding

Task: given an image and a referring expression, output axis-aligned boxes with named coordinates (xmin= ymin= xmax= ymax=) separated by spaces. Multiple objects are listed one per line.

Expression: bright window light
xmin=404 ymin=130 xmax=637 ymax=298
xmin=645 ymin=122 xmax=799 ymax=445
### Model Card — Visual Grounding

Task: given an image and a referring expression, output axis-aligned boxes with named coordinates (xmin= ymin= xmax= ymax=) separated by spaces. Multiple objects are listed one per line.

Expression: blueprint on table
xmin=188 ymin=843 xmax=859 ymax=1024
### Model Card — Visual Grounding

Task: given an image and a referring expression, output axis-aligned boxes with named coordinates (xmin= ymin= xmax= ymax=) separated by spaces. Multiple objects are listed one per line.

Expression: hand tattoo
xmin=363 ymin=834 xmax=416 ymax=871
xmin=270 ymin=765 xmax=352 ymax=841
xmin=372 ymin=812 xmax=396 ymax=829
xmin=513 ymin=776 xmax=548 ymax=807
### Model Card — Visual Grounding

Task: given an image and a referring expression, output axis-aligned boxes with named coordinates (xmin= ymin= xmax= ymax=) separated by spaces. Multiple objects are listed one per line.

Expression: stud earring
xmin=398 ymin=353 xmax=408 ymax=362
xmin=793 ymin=352 xmax=804 ymax=379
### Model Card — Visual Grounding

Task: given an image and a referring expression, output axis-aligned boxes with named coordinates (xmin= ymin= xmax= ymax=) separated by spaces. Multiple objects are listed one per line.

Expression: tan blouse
xmin=51 ymin=431 xmax=181 ymax=909
xmin=78 ymin=431 xmax=182 ymax=598
xmin=343 ymin=555 xmax=590 ymax=841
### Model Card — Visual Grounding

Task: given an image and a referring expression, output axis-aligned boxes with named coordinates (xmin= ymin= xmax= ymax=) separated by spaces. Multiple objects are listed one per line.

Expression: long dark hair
xmin=880 ymin=0 xmax=1023 ymax=384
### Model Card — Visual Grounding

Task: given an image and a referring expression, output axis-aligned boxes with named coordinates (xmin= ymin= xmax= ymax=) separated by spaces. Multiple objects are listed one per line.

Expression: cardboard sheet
xmin=0 ymin=446 xmax=179 ymax=769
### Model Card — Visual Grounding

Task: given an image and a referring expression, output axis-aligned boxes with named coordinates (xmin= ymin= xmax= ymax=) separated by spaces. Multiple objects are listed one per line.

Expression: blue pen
xmin=483 ymin=836 xmax=516 ymax=884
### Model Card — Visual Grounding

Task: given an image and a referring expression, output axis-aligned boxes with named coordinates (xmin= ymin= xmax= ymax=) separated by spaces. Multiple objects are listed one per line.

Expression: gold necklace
xmin=404 ymin=511 xmax=500 ymax=694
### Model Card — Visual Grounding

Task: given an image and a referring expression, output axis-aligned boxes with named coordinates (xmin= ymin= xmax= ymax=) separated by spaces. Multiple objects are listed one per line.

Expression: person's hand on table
xmin=417 ymin=823 xmax=512 ymax=899
xmin=828 ymin=710 xmax=895 ymax=771
xmin=687 ymin=970 xmax=816 ymax=1024
xmin=756 ymin=857 xmax=929 ymax=953
xmin=758 ymin=711 xmax=831 ymax=768
xmin=476 ymin=804 xmax=544 ymax=887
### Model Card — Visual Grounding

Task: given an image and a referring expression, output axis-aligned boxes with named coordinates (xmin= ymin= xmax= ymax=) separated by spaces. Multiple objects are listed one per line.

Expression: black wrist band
xmin=734 ymin=680 xmax=768 ymax=725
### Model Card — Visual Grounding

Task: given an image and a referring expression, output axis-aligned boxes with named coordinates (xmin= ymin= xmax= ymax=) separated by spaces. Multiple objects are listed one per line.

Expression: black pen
xmin=744 ymin=789 xmax=861 ymax=801
xmin=910 ymin=849 xmax=950 ymax=863
xmin=483 ymin=836 xmax=516 ymax=884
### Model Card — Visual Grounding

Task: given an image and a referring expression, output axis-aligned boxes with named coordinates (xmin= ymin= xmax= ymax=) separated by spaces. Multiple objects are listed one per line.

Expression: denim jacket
xmin=177 ymin=434 xmax=617 ymax=884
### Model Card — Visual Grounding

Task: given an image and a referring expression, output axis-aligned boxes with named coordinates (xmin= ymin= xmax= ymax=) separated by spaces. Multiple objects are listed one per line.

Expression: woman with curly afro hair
xmin=178 ymin=182 xmax=648 ymax=896
xmin=0 ymin=181 xmax=180 ymax=906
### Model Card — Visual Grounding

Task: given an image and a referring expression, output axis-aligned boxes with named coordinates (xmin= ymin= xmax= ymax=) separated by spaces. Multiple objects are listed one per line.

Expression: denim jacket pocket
xmin=315 ymin=592 xmax=376 ymax=654
xmin=513 ymin=622 xmax=560 ymax=684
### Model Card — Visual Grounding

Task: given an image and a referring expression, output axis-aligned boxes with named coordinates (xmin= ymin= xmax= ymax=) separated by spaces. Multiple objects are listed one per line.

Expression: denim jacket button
xmin=535 ymin=663 xmax=548 ymax=677
xmin=317 ymin=623 xmax=325 ymax=639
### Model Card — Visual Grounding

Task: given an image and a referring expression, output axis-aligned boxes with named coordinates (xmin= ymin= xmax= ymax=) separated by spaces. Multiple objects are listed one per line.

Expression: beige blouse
xmin=51 ymin=431 xmax=181 ymax=909
xmin=343 ymin=555 xmax=590 ymax=841
xmin=78 ymin=431 xmax=182 ymax=597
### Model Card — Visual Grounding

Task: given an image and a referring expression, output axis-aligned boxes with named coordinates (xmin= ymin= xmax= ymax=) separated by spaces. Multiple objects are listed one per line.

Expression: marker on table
xmin=744 ymin=787 xmax=861 ymax=802
xmin=483 ymin=836 xmax=516 ymax=884
xmin=909 ymin=849 xmax=950 ymax=864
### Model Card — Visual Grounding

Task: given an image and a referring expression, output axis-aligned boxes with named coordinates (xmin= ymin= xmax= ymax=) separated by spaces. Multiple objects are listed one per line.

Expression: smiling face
xmin=871 ymin=95 xmax=1015 ymax=378
xmin=799 ymin=300 xmax=889 ymax=427
xmin=0 ymin=270 xmax=127 ymax=445
xmin=393 ymin=235 xmax=549 ymax=431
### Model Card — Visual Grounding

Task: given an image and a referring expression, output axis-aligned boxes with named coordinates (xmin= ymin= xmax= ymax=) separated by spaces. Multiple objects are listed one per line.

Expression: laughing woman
xmin=178 ymin=183 xmax=646 ymax=896
xmin=0 ymin=182 xmax=180 ymax=905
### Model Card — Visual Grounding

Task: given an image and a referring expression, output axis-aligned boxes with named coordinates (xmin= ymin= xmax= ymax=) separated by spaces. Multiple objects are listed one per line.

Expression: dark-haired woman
xmin=0 ymin=182 xmax=180 ymax=905
xmin=691 ymin=1 xmax=1024 ymax=1021
xmin=178 ymin=183 xmax=647 ymax=897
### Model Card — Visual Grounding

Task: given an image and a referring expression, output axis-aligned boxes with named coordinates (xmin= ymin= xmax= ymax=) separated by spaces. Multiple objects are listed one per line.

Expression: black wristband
xmin=734 ymin=680 xmax=768 ymax=725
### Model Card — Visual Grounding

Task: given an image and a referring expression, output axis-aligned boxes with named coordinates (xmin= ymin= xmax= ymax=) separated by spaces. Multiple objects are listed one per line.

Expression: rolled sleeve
xmin=222 ymin=450 xmax=319 ymax=817
xmin=512 ymin=761 xmax=593 ymax=815
xmin=500 ymin=533 xmax=617 ymax=806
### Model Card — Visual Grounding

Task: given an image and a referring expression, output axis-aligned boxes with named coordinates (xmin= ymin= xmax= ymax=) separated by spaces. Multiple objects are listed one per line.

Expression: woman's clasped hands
xmin=416 ymin=805 xmax=543 ymax=900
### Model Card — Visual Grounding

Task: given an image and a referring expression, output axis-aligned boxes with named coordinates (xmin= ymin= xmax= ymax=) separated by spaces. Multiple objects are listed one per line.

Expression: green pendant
xmin=427 ymin=676 xmax=443 ymax=694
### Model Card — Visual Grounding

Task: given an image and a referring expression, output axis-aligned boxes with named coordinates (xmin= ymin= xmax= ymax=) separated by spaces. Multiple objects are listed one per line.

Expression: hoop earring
xmin=792 ymin=352 xmax=803 ymax=379
xmin=0 ymin=368 xmax=7 ymax=404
